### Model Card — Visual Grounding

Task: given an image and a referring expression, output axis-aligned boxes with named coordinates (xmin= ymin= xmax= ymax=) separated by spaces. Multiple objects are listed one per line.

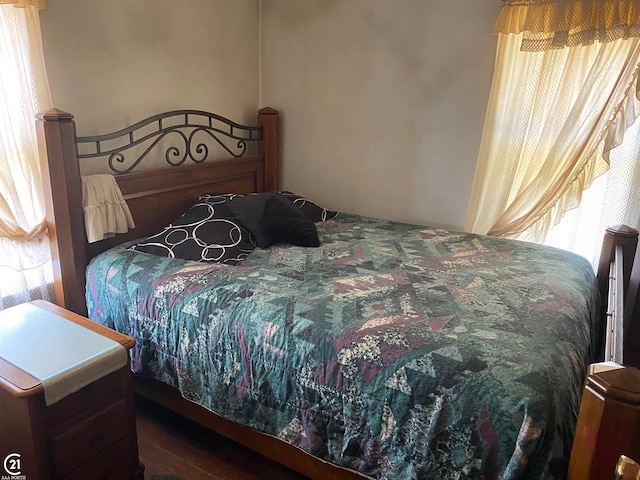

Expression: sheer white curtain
xmin=545 ymin=117 xmax=640 ymax=269
xmin=0 ymin=1 xmax=55 ymax=308
xmin=466 ymin=0 xmax=640 ymax=244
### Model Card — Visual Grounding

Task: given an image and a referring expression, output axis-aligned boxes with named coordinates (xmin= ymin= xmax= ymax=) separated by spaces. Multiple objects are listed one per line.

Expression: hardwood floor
xmin=135 ymin=396 xmax=309 ymax=480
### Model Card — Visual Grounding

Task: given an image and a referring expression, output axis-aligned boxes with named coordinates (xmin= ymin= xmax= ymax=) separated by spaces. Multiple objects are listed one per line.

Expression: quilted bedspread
xmin=86 ymin=213 xmax=599 ymax=480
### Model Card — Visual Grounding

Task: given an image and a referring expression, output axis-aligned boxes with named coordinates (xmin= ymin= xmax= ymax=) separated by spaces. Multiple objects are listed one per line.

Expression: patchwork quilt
xmin=86 ymin=213 xmax=599 ymax=479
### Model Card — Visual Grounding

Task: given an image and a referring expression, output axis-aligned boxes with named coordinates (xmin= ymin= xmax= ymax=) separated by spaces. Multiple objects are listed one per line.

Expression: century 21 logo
xmin=3 ymin=452 xmax=21 ymax=475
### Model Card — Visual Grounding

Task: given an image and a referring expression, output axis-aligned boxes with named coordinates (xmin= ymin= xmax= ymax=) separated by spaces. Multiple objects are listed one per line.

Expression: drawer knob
xmin=90 ymin=432 xmax=105 ymax=450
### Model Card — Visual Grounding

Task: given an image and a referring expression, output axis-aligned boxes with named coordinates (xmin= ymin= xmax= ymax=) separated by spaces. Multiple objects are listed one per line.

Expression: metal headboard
xmin=75 ymin=110 xmax=263 ymax=174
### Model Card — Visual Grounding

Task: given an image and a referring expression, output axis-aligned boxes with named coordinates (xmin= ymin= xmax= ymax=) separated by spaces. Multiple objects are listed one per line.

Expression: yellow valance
xmin=495 ymin=0 xmax=640 ymax=50
xmin=0 ymin=0 xmax=45 ymax=10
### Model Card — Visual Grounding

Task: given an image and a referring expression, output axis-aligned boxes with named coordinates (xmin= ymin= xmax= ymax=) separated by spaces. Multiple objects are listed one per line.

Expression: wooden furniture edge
xmin=258 ymin=106 xmax=280 ymax=192
xmin=0 ymin=358 xmax=42 ymax=398
xmin=568 ymin=363 xmax=640 ymax=479
xmin=0 ymin=300 xmax=136 ymax=399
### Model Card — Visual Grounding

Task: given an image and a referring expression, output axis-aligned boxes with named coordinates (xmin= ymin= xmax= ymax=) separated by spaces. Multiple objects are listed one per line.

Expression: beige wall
xmin=40 ymin=0 xmax=499 ymax=229
xmin=261 ymin=0 xmax=500 ymax=229
xmin=40 ymin=0 xmax=259 ymax=137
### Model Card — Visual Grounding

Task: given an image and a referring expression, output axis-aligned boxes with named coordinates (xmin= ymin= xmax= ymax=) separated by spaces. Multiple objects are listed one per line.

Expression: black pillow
xmin=129 ymin=198 xmax=255 ymax=264
xmin=279 ymin=191 xmax=338 ymax=222
xmin=227 ymin=193 xmax=272 ymax=248
xmin=228 ymin=192 xmax=320 ymax=248
xmin=263 ymin=194 xmax=320 ymax=247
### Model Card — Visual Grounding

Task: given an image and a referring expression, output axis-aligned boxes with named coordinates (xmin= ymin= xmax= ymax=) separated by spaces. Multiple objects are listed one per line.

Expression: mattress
xmin=86 ymin=213 xmax=599 ymax=479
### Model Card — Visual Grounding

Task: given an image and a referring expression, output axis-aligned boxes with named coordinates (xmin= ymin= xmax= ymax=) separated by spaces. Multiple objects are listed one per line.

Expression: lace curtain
xmin=545 ymin=116 xmax=640 ymax=269
xmin=497 ymin=0 xmax=640 ymax=50
xmin=466 ymin=0 xmax=640 ymax=242
xmin=0 ymin=0 xmax=45 ymax=8
xmin=0 ymin=0 xmax=55 ymax=308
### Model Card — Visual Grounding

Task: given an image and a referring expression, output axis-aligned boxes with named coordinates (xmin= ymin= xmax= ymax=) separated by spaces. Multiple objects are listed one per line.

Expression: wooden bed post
xmin=597 ymin=225 xmax=639 ymax=366
xmin=257 ymin=107 xmax=279 ymax=191
xmin=36 ymin=109 xmax=88 ymax=316
xmin=597 ymin=225 xmax=638 ymax=306
xmin=568 ymin=363 xmax=640 ymax=479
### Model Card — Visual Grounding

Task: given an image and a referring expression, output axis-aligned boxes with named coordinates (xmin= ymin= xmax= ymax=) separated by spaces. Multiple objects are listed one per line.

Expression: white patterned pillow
xmin=129 ymin=195 xmax=255 ymax=264
xmin=279 ymin=191 xmax=338 ymax=222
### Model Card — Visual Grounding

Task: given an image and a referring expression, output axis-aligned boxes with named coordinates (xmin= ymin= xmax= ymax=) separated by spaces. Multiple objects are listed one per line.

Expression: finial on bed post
xmin=36 ymin=108 xmax=88 ymax=317
xmin=257 ymin=107 xmax=279 ymax=192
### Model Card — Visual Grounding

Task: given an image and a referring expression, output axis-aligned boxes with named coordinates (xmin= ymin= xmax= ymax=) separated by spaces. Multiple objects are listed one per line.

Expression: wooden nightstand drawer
xmin=46 ymin=369 xmax=125 ymax=430
xmin=61 ymin=436 xmax=138 ymax=480
xmin=52 ymin=398 xmax=130 ymax=477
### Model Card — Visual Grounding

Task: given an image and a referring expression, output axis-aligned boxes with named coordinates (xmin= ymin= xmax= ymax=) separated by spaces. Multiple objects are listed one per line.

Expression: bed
xmin=35 ymin=107 xmax=635 ymax=479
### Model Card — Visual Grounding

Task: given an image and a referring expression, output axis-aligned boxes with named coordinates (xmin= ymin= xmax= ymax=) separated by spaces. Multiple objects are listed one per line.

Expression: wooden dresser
xmin=0 ymin=300 xmax=144 ymax=480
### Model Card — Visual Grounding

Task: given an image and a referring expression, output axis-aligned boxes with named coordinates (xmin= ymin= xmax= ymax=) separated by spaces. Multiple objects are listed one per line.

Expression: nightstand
xmin=0 ymin=300 xmax=144 ymax=480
